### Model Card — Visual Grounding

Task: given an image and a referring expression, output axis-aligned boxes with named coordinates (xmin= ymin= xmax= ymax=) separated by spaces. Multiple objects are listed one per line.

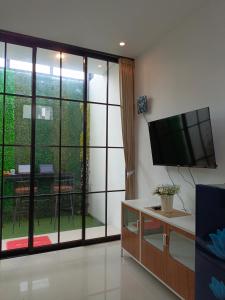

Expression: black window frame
xmin=0 ymin=30 xmax=126 ymax=259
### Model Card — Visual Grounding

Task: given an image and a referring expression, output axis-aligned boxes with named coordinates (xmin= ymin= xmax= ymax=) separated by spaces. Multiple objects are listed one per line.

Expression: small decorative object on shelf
xmin=153 ymin=184 xmax=180 ymax=212
xmin=207 ymin=228 xmax=225 ymax=260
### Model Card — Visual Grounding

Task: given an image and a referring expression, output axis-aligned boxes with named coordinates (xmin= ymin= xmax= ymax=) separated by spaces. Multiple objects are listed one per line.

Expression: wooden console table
xmin=121 ymin=199 xmax=195 ymax=300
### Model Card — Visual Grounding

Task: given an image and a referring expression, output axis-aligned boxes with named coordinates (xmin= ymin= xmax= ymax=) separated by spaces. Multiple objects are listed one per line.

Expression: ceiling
xmin=0 ymin=0 xmax=206 ymax=58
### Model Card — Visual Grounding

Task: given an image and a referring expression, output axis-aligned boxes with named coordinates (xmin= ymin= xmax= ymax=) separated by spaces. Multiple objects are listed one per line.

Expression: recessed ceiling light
xmin=119 ymin=41 xmax=126 ymax=47
xmin=56 ymin=53 xmax=65 ymax=59
xmin=98 ymin=64 xmax=102 ymax=68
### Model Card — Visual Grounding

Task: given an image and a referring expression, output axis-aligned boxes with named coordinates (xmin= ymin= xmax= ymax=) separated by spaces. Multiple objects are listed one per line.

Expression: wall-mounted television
xmin=148 ymin=107 xmax=217 ymax=168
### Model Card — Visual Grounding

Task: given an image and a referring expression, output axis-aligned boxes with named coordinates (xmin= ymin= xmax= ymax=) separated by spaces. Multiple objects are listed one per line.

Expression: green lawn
xmin=2 ymin=214 xmax=103 ymax=239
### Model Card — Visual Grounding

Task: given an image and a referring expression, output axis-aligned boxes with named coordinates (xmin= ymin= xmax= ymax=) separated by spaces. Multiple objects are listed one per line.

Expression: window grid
xmin=0 ymin=36 xmax=125 ymax=255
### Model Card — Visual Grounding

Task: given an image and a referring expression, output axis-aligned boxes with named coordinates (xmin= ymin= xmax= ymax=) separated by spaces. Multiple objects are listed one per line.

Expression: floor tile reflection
xmin=0 ymin=241 xmax=178 ymax=300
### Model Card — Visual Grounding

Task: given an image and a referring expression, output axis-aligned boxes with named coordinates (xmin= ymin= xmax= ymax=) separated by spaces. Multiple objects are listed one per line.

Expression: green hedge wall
xmin=0 ymin=70 xmax=15 ymax=170
xmin=0 ymin=69 xmax=86 ymax=218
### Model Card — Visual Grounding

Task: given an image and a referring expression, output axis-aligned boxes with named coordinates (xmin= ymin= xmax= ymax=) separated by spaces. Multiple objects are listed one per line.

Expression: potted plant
xmin=153 ymin=184 xmax=180 ymax=212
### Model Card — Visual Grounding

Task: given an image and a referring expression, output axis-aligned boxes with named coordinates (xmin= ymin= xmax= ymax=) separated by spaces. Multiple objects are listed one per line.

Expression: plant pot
xmin=160 ymin=195 xmax=174 ymax=212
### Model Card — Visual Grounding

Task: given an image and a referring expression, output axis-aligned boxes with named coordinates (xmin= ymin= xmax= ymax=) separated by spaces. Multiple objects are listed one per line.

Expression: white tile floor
xmin=0 ymin=241 xmax=178 ymax=300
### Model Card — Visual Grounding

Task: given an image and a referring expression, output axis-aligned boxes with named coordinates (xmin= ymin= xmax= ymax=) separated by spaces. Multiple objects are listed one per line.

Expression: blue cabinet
xmin=196 ymin=184 xmax=225 ymax=300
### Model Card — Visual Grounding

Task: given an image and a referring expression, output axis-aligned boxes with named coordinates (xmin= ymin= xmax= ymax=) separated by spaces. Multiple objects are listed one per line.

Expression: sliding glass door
xmin=0 ymin=33 xmax=125 ymax=257
xmin=86 ymin=59 xmax=125 ymax=239
xmin=0 ymin=43 xmax=32 ymax=252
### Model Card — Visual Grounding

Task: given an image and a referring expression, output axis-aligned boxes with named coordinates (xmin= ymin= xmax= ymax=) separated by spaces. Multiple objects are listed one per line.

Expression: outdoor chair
xmin=12 ymin=180 xmax=38 ymax=231
xmin=52 ymin=178 xmax=75 ymax=227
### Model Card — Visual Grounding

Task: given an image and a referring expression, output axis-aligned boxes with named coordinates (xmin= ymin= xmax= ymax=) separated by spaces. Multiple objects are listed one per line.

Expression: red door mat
xmin=6 ymin=236 xmax=52 ymax=250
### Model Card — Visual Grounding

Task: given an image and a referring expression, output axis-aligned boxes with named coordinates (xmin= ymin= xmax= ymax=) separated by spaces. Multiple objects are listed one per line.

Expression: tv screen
xmin=148 ymin=107 xmax=217 ymax=168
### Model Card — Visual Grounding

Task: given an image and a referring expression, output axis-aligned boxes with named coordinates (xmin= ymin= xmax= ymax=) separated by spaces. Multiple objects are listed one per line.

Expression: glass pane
xmin=107 ymin=192 xmax=125 ymax=236
xmin=86 ymin=193 xmax=105 ymax=239
xmin=62 ymin=54 xmax=84 ymax=100
xmin=0 ymin=146 xmax=2 ymax=190
xmin=33 ymin=195 xmax=58 ymax=247
xmin=6 ymin=44 xmax=32 ymax=96
xmin=88 ymin=103 xmax=106 ymax=147
xmin=36 ymin=48 xmax=60 ymax=98
xmin=123 ymin=207 xmax=138 ymax=234
xmin=61 ymin=101 xmax=83 ymax=146
xmin=109 ymin=62 xmax=120 ymax=105
xmin=108 ymin=106 xmax=123 ymax=147
xmin=2 ymin=196 xmax=29 ymax=251
xmin=61 ymin=147 xmax=82 ymax=193
xmin=0 ymin=42 xmax=4 ymax=93
xmin=0 ymin=95 xmax=3 ymax=144
xmin=108 ymin=149 xmax=125 ymax=190
xmin=88 ymin=58 xmax=107 ymax=103
xmin=169 ymin=231 xmax=195 ymax=271
xmin=5 ymin=96 xmax=32 ymax=145
xmin=89 ymin=148 xmax=106 ymax=192
xmin=3 ymin=146 xmax=31 ymax=197
xmin=143 ymin=217 xmax=164 ymax=251
xmin=60 ymin=194 xmax=82 ymax=242
xmin=35 ymin=147 xmax=59 ymax=195
xmin=35 ymin=98 xmax=60 ymax=146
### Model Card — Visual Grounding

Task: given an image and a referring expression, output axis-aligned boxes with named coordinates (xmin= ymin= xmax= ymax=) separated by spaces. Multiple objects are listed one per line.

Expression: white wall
xmin=135 ymin=0 xmax=225 ymax=213
xmin=88 ymin=74 xmax=107 ymax=223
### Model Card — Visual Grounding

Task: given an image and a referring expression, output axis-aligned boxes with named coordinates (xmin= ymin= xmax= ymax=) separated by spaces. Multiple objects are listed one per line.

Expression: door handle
xmin=163 ymin=233 xmax=168 ymax=247
xmin=136 ymin=220 xmax=140 ymax=230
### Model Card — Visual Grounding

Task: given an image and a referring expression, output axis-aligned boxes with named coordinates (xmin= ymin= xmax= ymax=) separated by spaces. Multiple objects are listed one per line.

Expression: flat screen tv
xmin=148 ymin=107 xmax=217 ymax=168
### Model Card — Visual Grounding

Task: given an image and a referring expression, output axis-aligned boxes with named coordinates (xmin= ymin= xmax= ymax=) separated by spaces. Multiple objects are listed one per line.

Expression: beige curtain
xmin=119 ymin=58 xmax=135 ymax=200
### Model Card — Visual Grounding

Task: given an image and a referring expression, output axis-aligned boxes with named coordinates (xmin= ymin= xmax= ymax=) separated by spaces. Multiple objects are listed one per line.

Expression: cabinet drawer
xmin=166 ymin=255 xmax=195 ymax=300
xmin=122 ymin=227 xmax=140 ymax=260
xmin=166 ymin=225 xmax=195 ymax=300
xmin=141 ymin=212 xmax=166 ymax=280
xmin=141 ymin=239 xmax=166 ymax=281
xmin=122 ymin=204 xmax=140 ymax=260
